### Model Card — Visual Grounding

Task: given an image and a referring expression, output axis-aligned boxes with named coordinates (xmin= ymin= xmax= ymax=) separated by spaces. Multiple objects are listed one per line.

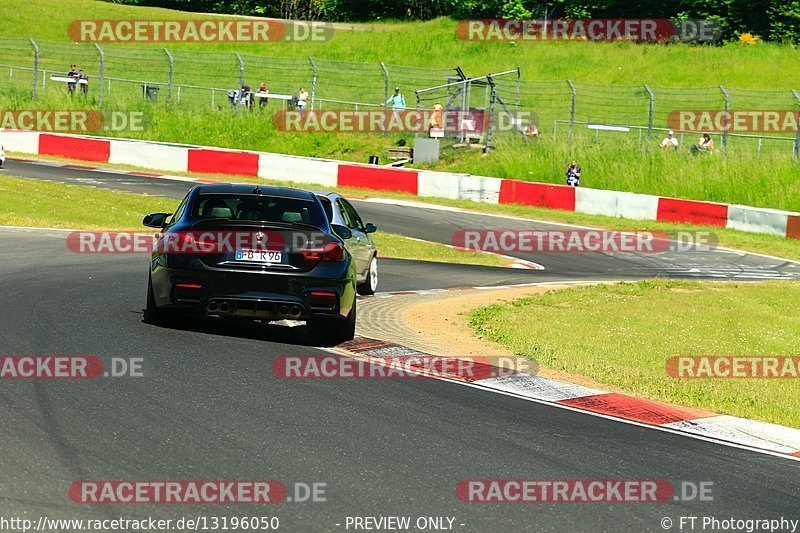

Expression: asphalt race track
xmin=1 ymin=159 xmax=799 ymax=532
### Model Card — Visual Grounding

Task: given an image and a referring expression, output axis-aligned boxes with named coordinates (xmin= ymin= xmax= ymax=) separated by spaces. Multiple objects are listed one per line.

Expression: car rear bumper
xmin=151 ymin=263 xmax=355 ymax=320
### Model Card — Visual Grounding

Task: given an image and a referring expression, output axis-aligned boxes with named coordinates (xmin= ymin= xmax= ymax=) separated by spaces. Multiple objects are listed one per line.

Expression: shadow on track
xmin=136 ymin=309 xmax=347 ymax=348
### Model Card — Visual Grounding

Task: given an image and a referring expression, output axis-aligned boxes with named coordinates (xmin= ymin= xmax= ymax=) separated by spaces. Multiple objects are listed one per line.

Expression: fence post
xmin=29 ymin=38 xmax=39 ymax=100
xmin=566 ymin=80 xmax=576 ymax=151
xmin=380 ymin=62 xmax=389 ymax=136
xmin=234 ymin=52 xmax=244 ymax=113
xmin=308 ymin=57 xmax=317 ymax=110
xmin=644 ymin=84 xmax=654 ymax=154
xmin=234 ymin=52 xmax=244 ymax=88
xmin=164 ymin=49 xmax=173 ymax=105
xmin=720 ymin=85 xmax=729 ymax=154
xmin=792 ymin=89 xmax=800 ymax=160
xmin=515 ymin=67 xmax=521 ymax=109
xmin=485 ymin=76 xmax=496 ymax=153
xmin=94 ymin=43 xmax=104 ymax=106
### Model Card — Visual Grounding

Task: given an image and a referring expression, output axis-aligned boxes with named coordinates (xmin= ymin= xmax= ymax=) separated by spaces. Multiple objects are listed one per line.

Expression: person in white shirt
xmin=661 ymin=130 xmax=679 ymax=150
xmin=297 ymin=87 xmax=309 ymax=112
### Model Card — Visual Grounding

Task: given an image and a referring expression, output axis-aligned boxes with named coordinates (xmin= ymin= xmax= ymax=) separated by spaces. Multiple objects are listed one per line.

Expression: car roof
xmin=193 ymin=183 xmax=317 ymax=201
xmin=313 ymin=191 xmax=340 ymax=200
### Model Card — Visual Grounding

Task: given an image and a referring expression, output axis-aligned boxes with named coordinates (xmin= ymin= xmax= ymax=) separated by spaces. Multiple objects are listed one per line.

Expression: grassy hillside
xmin=1 ymin=0 xmax=799 ymax=211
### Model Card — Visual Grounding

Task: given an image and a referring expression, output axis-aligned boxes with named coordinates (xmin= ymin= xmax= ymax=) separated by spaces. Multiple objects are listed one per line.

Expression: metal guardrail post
xmin=792 ymin=89 xmax=800 ymax=160
xmin=164 ymin=49 xmax=174 ymax=105
xmin=234 ymin=52 xmax=244 ymax=114
xmin=380 ymin=62 xmax=389 ymax=135
xmin=485 ymin=75 xmax=496 ymax=153
xmin=94 ymin=43 xmax=104 ymax=105
xmin=308 ymin=57 xmax=317 ymax=110
xmin=29 ymin=38 xmax=39 ymax=100
xmin=720 ymin=86 xmax=730 ymax=154
xmin=234 ymin=52 xmax=244 ymax=88
xmin=644 ymin=84 xmax=654 ymax=154
xmin=566 ymin=80 xmax=576 ymax=151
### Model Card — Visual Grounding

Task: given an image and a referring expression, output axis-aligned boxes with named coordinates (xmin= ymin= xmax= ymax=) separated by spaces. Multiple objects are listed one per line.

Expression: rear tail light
xmin=301 ymin=241 xmax=345 ymax=262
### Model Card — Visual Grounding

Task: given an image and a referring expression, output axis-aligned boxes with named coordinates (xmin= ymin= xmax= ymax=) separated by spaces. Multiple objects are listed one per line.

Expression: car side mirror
xmin=331 ymin=224 xmax=352 ymax=240
xmin=142 ymin=213 xmax=171 ymax=228
xmin=364 ymin=223 xmax=377 ymax=234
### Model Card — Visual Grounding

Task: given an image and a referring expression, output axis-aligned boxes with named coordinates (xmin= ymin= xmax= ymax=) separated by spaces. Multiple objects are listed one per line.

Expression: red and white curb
xmin=3 ymin=130 xmax=800 ymax=240
xmin=331 ymin=336 xmax=800 ymax=461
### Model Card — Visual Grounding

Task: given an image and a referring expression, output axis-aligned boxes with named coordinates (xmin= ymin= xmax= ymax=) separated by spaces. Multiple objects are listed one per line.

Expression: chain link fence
xmin=1 ymin=37 xmax=799 ymax=157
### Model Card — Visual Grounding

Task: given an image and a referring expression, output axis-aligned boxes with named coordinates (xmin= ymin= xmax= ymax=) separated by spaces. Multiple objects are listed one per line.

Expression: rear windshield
xmin=192 ymin=193 xmax=327 ymax=228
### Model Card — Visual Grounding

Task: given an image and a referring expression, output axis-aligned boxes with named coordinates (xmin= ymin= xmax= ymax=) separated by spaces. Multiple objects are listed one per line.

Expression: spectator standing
xmin=661 ymin=130 xmax=679 ymax=150
xmin=385 ymin=87 xmax=406 ymax=111
xmin=77 ymin=70 xmax=89 ymax=95
xmin=566 ymin=159 xmax=581 ymax=187
xmin=241 ymin=83 xmax=253 ymax=110
xmin=67 ymin=64 xmax=78 ymax=95
xmin=257 ymin=83 xmax=269 ymax=111
xmin=429 ymin=102 xmax=443 ymax=129
xmin=297 ymin=87 xmax=309 ymax=112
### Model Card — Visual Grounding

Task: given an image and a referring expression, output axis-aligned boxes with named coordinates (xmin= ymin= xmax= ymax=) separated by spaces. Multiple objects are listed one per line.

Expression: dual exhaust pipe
xmin=278 ymin=305 xmax=303 ymax=318
xmin=206 ymin=300 xmax=302 ymax=318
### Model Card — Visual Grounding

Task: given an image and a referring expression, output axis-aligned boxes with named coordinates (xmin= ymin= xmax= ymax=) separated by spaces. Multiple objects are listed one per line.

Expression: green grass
xmin=469 ymin=279 xmax=800 ymax=428
xmin=0 ymin=174 xmax=514 ymax=267
xmin=0 ymin=174 xmax=177 ymax=229
xmin=2 ymin=0 xmax=800 ymax=210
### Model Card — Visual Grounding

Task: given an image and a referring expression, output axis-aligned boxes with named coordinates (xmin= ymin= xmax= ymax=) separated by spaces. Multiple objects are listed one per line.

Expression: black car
xmin=142 ymin=183 xmax=377 ymax=342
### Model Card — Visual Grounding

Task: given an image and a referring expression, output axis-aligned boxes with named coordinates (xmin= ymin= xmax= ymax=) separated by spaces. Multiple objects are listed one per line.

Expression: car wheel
xmin=312 ymin=299 xmax=356 ymax=343
xmin=357 ymin=256 xmax=378 ymax=296
xmin=144 ymin=275 xmax=164 ymax=324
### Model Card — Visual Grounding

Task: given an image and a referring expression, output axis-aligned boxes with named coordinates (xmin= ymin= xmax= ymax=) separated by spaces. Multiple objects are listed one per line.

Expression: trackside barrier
xmin=417 ymin=171 xmax=502 ymax=203
xmin=109 ymin=139 xmax=188 ymax=173
xmin=39 ymin=133 xmax=110 ymax=162
xmin=726 ymin=205 xmax=791 ymax=237
xmin=2 ymin=130 xmax=798 ymax=240
xmin=498 ymin=179 xmax=576 ymax=211
xmin=187 ymin=148 xmax=260 ymax=176
xmin=656 ymin=198 xmax=729 ymax=227
xmin=258 ymin=153 xmax=339 ymax=187
xmin=575 ymin=188 xmax=659 ymax=221
xmin=0 ymin=129 xmax=40 ymax=154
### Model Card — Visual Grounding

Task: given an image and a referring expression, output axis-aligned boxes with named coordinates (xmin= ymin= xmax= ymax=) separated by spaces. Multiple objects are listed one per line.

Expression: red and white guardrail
xmin=2 ymin=130 xmax=798 ymax=240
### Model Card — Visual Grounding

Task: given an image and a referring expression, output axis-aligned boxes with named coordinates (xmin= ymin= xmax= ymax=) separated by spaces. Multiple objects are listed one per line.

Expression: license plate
xmin=235 ymin=249 xmax=283 ymax=264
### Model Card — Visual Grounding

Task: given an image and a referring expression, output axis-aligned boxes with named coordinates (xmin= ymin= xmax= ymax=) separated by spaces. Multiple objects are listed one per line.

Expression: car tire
xmin=312 ymin=298 xmax=356 ymax=343
xmin=357 ymin=256 xmax=378 ymax=296
xmin=144 ymin=274 xmax=164 ymax=324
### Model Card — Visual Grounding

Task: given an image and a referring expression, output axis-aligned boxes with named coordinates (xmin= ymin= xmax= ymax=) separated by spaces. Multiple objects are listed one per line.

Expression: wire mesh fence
xmin=1 ymin=37 xmax=798 ymax=157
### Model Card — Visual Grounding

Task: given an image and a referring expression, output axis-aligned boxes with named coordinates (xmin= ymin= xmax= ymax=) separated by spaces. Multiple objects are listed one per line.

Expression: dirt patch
xmin=402 ymin=284 xmax=627 ymax=393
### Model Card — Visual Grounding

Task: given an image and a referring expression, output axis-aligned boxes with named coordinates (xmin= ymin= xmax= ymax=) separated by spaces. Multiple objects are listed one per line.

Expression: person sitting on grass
xmin=524 ymin=122 xmax=539 ymax=140
xmin=661 ymin=130 xmax=679 ymax=150
xmin=566 ymin=160 xmax=581 ymax=187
